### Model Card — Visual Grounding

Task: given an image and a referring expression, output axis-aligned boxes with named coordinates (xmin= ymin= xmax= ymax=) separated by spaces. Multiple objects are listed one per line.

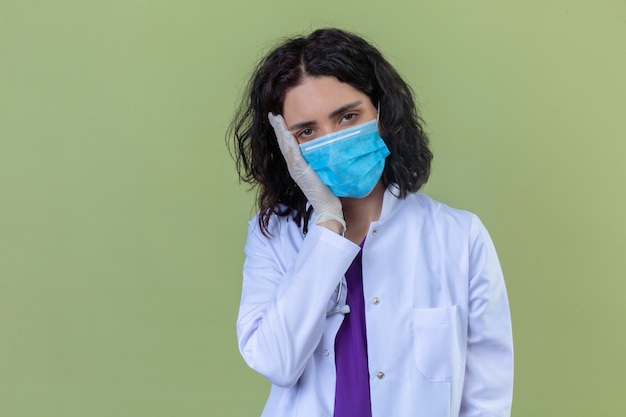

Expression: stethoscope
xmin=326 ymin=280 xmax=351 ymax=317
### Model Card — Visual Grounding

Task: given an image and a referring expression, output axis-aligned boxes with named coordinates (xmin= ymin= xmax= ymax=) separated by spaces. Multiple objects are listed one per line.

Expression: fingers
xmin=268 ymin=113 xmax=292 ymax=147
xmin=268 ymin=113 xmax=302 ymax=168
xmin=268 ymin=112 xmax=285 ymax=133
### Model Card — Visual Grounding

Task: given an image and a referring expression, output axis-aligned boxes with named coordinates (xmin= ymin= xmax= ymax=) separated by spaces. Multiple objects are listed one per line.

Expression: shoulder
xmin=408 ymin=194 xmax=499 ymax=254
xmin=392 ymin=192 xmax=478 ymax=226
xmin=383 ymin=191 xmax=494 ymax=248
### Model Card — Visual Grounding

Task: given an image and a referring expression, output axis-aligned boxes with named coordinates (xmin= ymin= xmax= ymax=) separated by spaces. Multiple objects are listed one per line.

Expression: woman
xmin=228 ymin=28 xmax=513 ymax=417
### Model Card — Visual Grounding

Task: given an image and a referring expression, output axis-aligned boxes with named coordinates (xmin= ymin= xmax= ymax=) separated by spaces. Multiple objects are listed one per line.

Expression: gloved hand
xmin=268 ymin=113 xmax=346 ymax=233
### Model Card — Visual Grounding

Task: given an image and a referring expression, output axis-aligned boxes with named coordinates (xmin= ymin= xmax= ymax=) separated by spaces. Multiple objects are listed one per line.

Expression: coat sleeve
xmin=236 ymin=218 xmax=360 ymax=387
xmin=460 ymin=216 xmax=514 ymax=417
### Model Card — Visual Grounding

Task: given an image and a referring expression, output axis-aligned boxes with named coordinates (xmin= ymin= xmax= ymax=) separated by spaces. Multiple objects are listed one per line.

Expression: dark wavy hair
xmin=227 ymin=28 xmax=433 ymax=235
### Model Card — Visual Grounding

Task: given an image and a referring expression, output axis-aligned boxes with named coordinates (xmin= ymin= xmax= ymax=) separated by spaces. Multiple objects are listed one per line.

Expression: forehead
xmin=283 ymin=76 xmax=369 ymax=120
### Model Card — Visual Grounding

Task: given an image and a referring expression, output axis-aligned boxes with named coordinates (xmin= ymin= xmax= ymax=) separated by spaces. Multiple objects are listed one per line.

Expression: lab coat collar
xmin=380 ymin=183 xmax=401 ymax=222
xmin=304 ymin=183 xmax=401 ymax=225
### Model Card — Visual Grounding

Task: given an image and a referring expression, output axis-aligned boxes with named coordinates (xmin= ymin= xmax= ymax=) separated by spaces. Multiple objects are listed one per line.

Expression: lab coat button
xmin=323 ymin=349 xmax=329 ymax=357
xmin=372 ymin=297 xmax=380 ymax=305
xmin=376 ymin=371 xmax=385 ymax=379
xmin=372 ymin=228 xmax=378 ymax=236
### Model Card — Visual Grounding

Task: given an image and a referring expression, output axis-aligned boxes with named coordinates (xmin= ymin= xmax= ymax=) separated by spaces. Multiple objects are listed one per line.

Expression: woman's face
xmin=282 ymin=76 xmax=378 ymax=144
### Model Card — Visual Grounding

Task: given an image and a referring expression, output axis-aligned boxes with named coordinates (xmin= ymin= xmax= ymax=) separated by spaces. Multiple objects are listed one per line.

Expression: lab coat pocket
xmin=412 ymin=306 xmax=463 ymax=382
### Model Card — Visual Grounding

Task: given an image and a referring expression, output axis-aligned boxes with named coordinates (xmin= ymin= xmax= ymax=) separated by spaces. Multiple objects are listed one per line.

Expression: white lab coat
xmin=236 ymin=188 xmax=513 ymax=417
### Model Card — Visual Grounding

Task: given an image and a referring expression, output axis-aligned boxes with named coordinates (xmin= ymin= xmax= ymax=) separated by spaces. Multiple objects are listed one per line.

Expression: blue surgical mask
xmin=299 ymin=119 xmax=390 ymax=198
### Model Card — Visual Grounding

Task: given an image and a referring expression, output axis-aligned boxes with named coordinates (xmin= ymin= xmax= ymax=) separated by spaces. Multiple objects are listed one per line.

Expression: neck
xmin=341 ymin=181 xmax=386 ymax=244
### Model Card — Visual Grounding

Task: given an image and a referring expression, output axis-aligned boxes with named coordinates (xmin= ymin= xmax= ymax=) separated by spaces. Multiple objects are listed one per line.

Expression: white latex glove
xmin=268 ymin=113 xmax=346 ymax=233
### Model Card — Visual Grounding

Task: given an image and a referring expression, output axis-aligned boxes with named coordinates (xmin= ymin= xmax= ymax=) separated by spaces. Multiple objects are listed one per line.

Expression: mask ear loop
xmin=377 ymin=101 xmax=380 ymax=122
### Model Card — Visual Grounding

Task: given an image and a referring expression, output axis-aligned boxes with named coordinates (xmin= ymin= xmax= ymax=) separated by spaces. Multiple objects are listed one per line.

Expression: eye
xmin=339 ymin=112 xmax=358 ymax=124
xmin=297 ymin=128 xmax=315 ymax=139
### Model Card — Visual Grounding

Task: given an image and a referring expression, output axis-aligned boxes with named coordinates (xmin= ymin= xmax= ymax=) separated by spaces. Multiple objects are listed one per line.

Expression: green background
xmin=1 ymin=0 xmax=624 ymax=416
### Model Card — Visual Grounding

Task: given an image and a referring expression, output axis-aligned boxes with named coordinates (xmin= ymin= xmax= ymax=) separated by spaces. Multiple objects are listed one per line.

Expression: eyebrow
xmin=287 ymin=101 xmax=363 ymax=131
